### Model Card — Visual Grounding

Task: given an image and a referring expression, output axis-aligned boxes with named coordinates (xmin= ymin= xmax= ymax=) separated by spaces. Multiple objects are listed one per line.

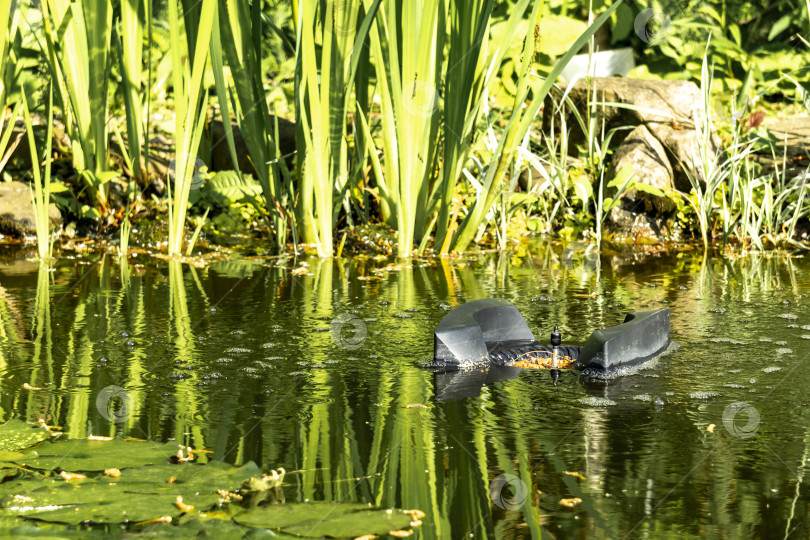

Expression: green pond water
xmin=1 ymin=242 xmax=810 ymax=538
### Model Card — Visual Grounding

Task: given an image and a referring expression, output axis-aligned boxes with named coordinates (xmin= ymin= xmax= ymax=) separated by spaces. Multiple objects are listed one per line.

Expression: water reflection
xmin=0 ymin=245 xmax=809 ymax=537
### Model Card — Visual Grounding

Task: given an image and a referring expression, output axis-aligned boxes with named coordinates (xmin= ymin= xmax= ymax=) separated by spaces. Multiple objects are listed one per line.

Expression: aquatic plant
xmin=165 ymin=0 xmax=216 ymax=256
xmin=294 ymin=0 xmax=381 ymax=257
xmin=21 ymin=90 xmax=54 ymax=260
xmin=39 ymin=0 xmax=113 ymax=217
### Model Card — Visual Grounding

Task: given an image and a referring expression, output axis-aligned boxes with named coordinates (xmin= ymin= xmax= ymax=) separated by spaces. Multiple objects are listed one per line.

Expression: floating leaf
xmin=16 ymin=439 xmax=179 ymax=471
xmin=233 ymin=502 xmax=417 ymax=538
xmin=0 ymin=482 xmax=218 ymax=525
xmin=0 ymin=420 xmax=52 ymax=453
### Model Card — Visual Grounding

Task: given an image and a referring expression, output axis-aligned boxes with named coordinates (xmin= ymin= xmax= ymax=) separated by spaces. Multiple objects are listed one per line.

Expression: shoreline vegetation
xmin=1 ymin=0 xmax=809 ymax=261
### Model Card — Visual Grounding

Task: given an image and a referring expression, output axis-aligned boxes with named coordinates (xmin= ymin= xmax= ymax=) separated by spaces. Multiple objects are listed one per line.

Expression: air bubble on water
xmin=631 ymin=394 xmax=653 ymax=402
xmin=289 ymin=371 xmax=308 ymax=377
xmin=262 ymin=343 xmax=278 ymax=349
xmin=775 ymin=348 xmax=792 ymax=355
xmin=225 ymin=347 xmax=251 ymax=354
xmin=764 ymin=366 xmax=782 ymax=373
xmin=578 ymin=396 xmax=617 ymax=407
xmin=728 ymin=369 xmax=741 ymax=373
xmin=775 ymin=341 xmax=788 ymax=346
xmin=759 ymin=338 xmax=773 ymax=342
xmin=394 ymin=313 xmax=413 ymax=319
xmin=778 ymin=313 xmax=799 ymax=320
xmin=264 ymin=356 xmax=284 ymax=361
xmin=216 ymin=357 xmax=233 ymax=364
xmin=724 ymin=383 xmax=746 ymax=388
xmin=749 ymin=378 xmax=757 ymax=384
xmin=709 ymin=337 xmax=746 ymax=345
xmin=689 ymin=391 xmax=720 ymax=400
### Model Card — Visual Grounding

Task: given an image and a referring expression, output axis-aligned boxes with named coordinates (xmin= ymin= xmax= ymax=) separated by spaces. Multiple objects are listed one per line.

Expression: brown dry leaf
xmin=353 ymin=536 xmax=379 ymax=540
xmin=707 ymin=424 xmax=716 ymax=433
xmin=168 ymin=476 xmax=177 ymax=484
xmin=23 ymin=383 xmax=43 ymax=390
xmin=87 ymin=435 xmax=113 ymax=441
xmin=406 ymin=509 xmax=426 ymax=519
xmin=175 ymin=496 xmax=195 ymax=512
xmin=405 ymin=404 xmax=431 ymax=409
xmin=135 ymin=516 xmax=172 ymax=526
xmin=559 ymin=497 xmax=582 ymax=508
xmin=358 ymin=276 xmax=382 ymax=281
xmin=388 ymin=530 xmax=413 ymax=538
xmin=563 ymin=471 xmax=586 ymax=480
xmin=59 ymin=470 xmax=86 ymax=482
xmin=291 ymin=266 xmax=309 ymax=275
xmin=103 ymin=468 xmax=121 ymax=478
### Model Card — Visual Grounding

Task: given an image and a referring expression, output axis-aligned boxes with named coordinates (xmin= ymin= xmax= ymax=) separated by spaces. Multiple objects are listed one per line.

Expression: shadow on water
xmin=2 ymin=243 xmax=810 ymax=537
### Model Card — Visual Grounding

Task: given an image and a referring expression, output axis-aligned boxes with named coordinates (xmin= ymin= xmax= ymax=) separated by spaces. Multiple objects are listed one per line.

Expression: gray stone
xmin=750 ymin=117 xmax=810 ymax=181
xmin=0 ymin=181 xmax=62 ymax=238
xmin=209 ymin=115 xmax=296 ymax=174
xmin=608 ymin=124 xmax=674 ymax=215
xmin=543 ymin=77 xmax=720 ymax=191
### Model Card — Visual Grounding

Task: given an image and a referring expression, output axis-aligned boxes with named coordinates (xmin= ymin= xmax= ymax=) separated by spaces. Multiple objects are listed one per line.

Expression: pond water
xmin=1 ymin=242 xmax=810 ymax=538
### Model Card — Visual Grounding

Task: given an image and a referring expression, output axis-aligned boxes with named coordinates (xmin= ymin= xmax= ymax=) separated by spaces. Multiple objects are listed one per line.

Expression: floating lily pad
xmin=1 ymin=482 xmax=218 ymax=525
xmin=233 ymin=501 xmax=415 ymax=538
xmin=17 ymin=439 xmax=179 ymax=471
xmin=99 ymin=460 xmax=261 ymax=496
xmin=0 ymin=420 xmax=52 ymax=453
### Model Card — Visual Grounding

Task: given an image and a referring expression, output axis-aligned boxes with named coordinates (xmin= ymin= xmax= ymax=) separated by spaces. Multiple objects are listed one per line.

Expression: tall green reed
xmin=39 ymin=0 xmax=113 ymax=216
xmin=295 ymin=0 xmax=381 ymax=257
xmin=450 ymin=1 xmax=625 ymax=253
xmin=359 ymin=0 xmax=446 ymax=258
xmin=117 ymin=0 xmax=148 ymax=180
xmin=166 ymin=0 xmax=216 ymax=256
xmin=680 ymin=40 xmax=755 ymax=250
xmin=22 ymin=89 xmax=55 ymax=260
xmin=214 ymin=0 xmax=298 ymax=253
xmin=0 ymin=0 xmax=21 ymax=174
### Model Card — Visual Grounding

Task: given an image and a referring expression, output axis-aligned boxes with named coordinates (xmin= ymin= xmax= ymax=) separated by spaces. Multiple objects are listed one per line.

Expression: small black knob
xmin=550 ymin=325 xmax=561 ymax=346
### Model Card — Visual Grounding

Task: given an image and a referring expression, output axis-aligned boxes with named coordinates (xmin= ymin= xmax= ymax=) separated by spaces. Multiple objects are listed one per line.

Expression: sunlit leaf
xmin=0 ymin=420 xmax=52 ymax=453
xmin=233 ymin=502 xmax=417 ymax=538
xmin=16 ymin=440 xmax=179 ymax=471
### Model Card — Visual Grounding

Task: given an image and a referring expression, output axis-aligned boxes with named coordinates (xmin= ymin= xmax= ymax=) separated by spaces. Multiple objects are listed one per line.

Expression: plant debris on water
xmin=0 ymin=420 xmax=422 ymax=537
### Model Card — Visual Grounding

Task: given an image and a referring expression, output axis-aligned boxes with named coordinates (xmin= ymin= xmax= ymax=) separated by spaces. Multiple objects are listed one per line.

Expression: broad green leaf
xmin=635 ymin=182 xmax=665 ymax=198
xmin=233 ymin=501 xmax=416 ymax=538
xmin=1 ymin=482 xmax=217 ymax=525
xmin=99 ymin=460 xmax=261 ymax=493
xmin=0 ymin=420 xmax=51 ymax=453
xmin=16 ymin=439 xmax=179 ymax=471
xmin=537 ymin=15 xmax=587 ymax=57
